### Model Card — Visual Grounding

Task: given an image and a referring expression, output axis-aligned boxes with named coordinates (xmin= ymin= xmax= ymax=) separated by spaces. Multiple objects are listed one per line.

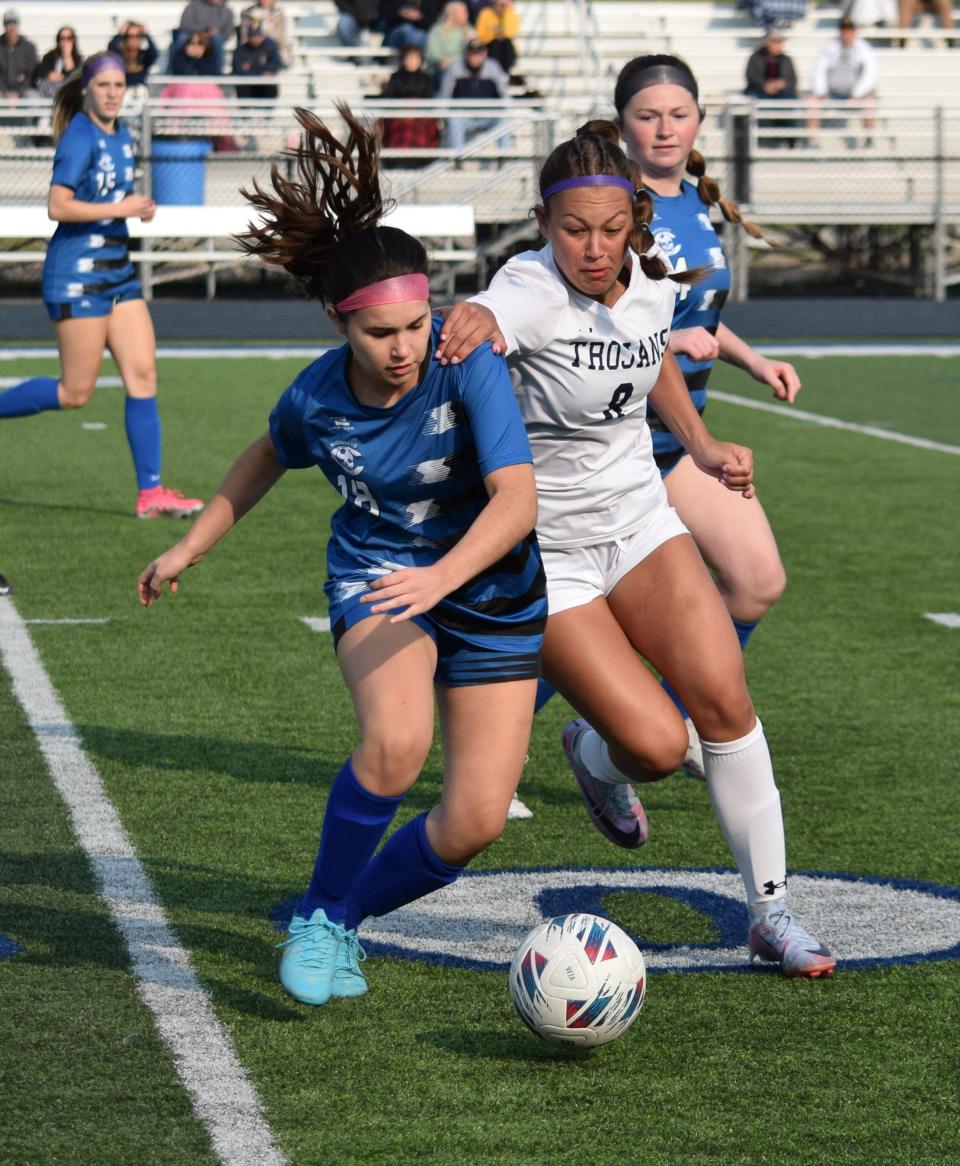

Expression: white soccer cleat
xmin=507 ymin=794 xmax=533 ymax=820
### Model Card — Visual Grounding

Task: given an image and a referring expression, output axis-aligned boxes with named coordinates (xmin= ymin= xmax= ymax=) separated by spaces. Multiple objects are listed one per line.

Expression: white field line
xmin=301 ymin=616 xmax=331 ymax=632
xmin=0 ymin=599 xmax=285 ymax=1166
xmin=25 ymin=617 xmax=111 ymax=625
xmin=710 ymin=391 xmax=960 ymax=456
xmin=4 ymin=343 xmax=960 ymax=362
xmin=0 ymin=376 xmax=122 ymax=388
xmin=924 ymin=613 xmax=960 ymax=628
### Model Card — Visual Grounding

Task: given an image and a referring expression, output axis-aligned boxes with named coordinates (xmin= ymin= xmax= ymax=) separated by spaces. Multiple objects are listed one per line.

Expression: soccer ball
xmin=508 ymin=913 xmax=646 ymax=1048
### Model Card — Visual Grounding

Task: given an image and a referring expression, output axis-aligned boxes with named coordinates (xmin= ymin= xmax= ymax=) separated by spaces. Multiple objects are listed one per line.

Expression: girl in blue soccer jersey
xmin=614 ymin=54 xmax=801 ymax=779
xmin=137 ymin=106 xmax=547 ymax=1007
xmin=0 ymin=52 xmax=202 ymax=520
xmin=437 ymin=123 xmax=835 ymax=978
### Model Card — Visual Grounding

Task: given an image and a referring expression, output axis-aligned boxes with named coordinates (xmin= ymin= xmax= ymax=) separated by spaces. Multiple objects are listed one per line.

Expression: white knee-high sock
xmin=578 ymin=728 xmax=632 ymax=785
xmin=700 ymin=718 xmax=787 ymax=917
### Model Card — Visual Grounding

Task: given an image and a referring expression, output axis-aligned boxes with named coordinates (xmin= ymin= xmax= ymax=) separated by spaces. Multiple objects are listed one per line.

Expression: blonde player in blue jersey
xmin=138 ymin=106 xmax=547 ymax=1007
xmin=0 ymin=52 xmax=202 ymax=520
xmin=613 ymin=53 xmax=801 ymax=783
xmin=437 ymin=122 xmax=834 ymax=978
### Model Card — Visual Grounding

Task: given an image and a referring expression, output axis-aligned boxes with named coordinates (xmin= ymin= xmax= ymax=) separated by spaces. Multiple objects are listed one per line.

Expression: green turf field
xmin=2 ymin=350 xmax=959 ymax=1166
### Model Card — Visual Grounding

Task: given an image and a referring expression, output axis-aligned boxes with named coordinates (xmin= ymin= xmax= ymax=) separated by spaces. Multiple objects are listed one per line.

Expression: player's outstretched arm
xmin=138 ymin=433 xmax=286 ymax=606
xmin=716 ymin=323 xmax=801 ymax=403
xmin=361 ymin=463 xmax=538 ymax=622
xmin=648 ymin=352 xmax=755 ymax=498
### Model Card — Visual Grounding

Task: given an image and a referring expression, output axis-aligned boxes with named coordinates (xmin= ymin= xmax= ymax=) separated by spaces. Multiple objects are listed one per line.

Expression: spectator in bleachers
xmin=737 ymin=0 xmax=806 ymax=30
xmin=33 ymin=26 xmax=83 ymax=98
xmin=380 ymin=0 xmax=441 ymax=52
xmin=845 ymin=0 xmax=897 ymax=28
xmin=171 ymin=29 xmax=221 ymax=75
xmin=241 ymin=0 xmax=290 ymax=66
xmin=809 ymin=17 xmax=878 ymax=143
xmin=426 ymin=2 xmax=472 ymax=83
xmin=107 ymin=21 xmax=159 ymax=91
xmin=176 ymin=0 xmax=237 ymax=75
xmin=1 ymin=9 xmax=38 ymax=98
xmin=233 ymin=16 xmax=282 ymax=97
xmin=379 ymin=42 xmax=440 ymax=164
xmin=474 ymin=0 xmax=519 ymax=75
xmin=744 ymin=28 xmax=798 ymax=98
xmin=335 ymin=0 xmax=380 ymax=48
xmin=897 ymin=0 xmax=955 ymax=44
xmin=439 ymin=36 xmax=509 ymax=150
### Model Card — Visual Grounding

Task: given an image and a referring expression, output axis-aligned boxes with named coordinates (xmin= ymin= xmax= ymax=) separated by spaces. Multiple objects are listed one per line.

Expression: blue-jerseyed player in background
xmin=0 ymin=52 xmax=202 ymax=522
xmin=138 ymin=106 xmax=547 ymax=1007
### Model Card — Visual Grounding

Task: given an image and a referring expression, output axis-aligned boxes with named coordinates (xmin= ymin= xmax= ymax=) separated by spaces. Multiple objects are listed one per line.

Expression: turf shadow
xmin=419 ymin=1029 xmax=597 ymax=1063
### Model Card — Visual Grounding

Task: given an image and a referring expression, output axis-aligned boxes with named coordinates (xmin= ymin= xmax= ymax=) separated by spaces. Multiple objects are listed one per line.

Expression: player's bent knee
xmin=355 ymin=733 xmax=431 ymax=794
xmin=614 ymin=726 xmax=688 ymax=781
xmin=58 ymin=382 xmax=95 ymax=409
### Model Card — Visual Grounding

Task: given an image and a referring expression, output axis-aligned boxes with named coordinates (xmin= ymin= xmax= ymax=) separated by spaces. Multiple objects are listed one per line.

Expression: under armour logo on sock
xmin=763 ymin=878 xmax=787 ymax=896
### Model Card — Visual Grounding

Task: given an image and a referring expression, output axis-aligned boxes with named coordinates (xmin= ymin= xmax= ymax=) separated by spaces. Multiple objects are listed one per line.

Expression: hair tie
xmin=616 ymin=64 xmax=699 ymax=113
xmin=334 ymin=272 xmax=430 ymax=313
xmin=82 ymin=54 xmax=125 ymax=85
xmin=541 ymin=175 xmax=636 ymax=203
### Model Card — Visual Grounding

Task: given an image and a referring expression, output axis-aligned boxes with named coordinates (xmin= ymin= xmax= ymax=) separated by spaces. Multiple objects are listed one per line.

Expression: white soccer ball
xmin=508 ymin=913 xmax=646 ymax=1048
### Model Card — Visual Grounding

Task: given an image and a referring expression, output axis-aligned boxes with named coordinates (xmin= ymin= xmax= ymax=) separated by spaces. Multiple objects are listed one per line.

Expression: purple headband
xmin=541 ymin=175 xmax=637 ymax=203
xmin=82 ymin=54 xmax=125 ymax=85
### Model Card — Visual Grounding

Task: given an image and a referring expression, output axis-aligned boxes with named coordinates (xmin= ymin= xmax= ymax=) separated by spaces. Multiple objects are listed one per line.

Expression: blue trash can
xmin=152 ymin=139 xmax=212 ymax=205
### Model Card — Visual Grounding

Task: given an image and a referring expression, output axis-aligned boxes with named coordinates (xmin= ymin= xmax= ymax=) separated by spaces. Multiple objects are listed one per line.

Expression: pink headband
xmin=334 ymin=273 xmax=430 ymax=314
xmin=83 ymin=54 xmax=125 ymax=85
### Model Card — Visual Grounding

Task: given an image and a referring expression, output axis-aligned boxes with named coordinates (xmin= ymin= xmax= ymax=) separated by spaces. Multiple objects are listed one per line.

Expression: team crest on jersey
xmin=329 ymin=441 xmax=364 ymax=474
xmin=653 ymin=228 xmax=681 ymax=257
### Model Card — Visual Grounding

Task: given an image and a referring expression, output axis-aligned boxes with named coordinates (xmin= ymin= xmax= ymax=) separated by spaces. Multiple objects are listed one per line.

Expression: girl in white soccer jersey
xmin=438 ymin=123 xmax=835 ymax=978
xmin=0 ymin=52 xmax=202 ymax=520
xmin=138 ymin=107 xmax=547 ymax=1007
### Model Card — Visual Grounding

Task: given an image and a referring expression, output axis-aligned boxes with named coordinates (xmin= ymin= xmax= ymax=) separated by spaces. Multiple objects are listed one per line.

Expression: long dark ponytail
xmin=237 ymin=104 xmax=428 ymax=306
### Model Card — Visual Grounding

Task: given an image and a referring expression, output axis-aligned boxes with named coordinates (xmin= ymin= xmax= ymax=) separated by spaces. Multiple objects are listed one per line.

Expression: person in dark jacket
xmin=170 ymin=29 xmax=221 ymax=75
xmin=1 ymin=10 xmax=38 ymax=98
xmin=744 ymin=29 xmax=798 ymax=99
xmin=335 ymin=0 xmax=380 ymax=48
xmin=232 ymin=17 xmax=282 ymax=98
xmin=378 ymin=43 xmax=439 ymax=164
xmin=380 ymin=0 xmax=441 ymax=52
xmin=175 ymin=0 xmax=236 ymax=74
xmin=33 ymin=26 xmax=82 ymax=97
xmin=107 ymin=21 xmax=159 ymax=90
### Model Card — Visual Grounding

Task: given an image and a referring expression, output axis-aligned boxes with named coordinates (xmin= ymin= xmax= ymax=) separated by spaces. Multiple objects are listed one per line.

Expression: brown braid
xmin=685 ymin=148 xmax=765 ymax=241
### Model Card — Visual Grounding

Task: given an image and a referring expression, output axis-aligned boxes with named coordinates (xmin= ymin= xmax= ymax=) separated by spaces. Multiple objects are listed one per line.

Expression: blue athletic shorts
xmin=655 ymin=447 xmax=689 ymax=478
xmin=329 ymin=589 xmax=544 ymax=688
xmin=45 ymin=277 xmax=142 ymax=321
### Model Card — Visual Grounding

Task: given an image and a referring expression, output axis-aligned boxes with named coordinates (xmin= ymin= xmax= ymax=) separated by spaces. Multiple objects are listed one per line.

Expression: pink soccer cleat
xmin=136 ymin=486 xmax=204 ymax=519
xmin=563 ymin=718 xmax=649 ymax=849
xmin=748 ymin=906 xmax=836 ymax=979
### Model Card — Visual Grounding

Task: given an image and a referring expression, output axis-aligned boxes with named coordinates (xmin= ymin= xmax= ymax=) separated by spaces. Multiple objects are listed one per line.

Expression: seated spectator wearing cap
xmin=474 ymin=0 xmax=519 ymax=75
xmin=175 ymin=0 xmax=237 ymax=75
xmin=439 ymin=36 xmax=509 ymax=151
xmin=808 ymin=18 xmax=878 ymax=144
xmin=380 ymin=0 xmax=441 ymax=53
xmin=1 ymin=10 xmax=38 ymax=98
xmin=107 ymin=21 xmax=159 ymax=91
xmin=232 ymin=17 xmax=282 ymax=98
xmin=745 ymin=29 xmax=798 ymax=99
xmin=33 ymin=26 xmax=83 ymax=98
xmin=240 ymin=0 xmax=290 ymax=66
xmin=378 ymin=43 xmax=440 ymax=165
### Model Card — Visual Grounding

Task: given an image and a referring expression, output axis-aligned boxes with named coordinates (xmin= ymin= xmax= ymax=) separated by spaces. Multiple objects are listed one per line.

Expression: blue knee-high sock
xmin=0 ymin=377 xmax=60 ymax=418
xmin=662 ymin=616 xmax=762 ymax=722
xmin=343 ymin=810 xmax=464 ymax=932
xmin=124 ymin=397 xmax=163 ymax=490
xmin=534 ymin=679 xmax=556 ymax=714
xmin=300 ymin=758 xmax=406 ymax=925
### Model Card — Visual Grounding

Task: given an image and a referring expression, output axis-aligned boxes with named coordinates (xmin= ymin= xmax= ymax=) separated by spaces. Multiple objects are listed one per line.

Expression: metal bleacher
xmin=1 ymin=2 xmax=958 ymax=297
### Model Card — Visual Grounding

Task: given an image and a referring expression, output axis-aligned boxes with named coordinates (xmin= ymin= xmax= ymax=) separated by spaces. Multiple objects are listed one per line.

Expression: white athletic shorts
xmin=540 ymin=502 xmax=689 ymax=616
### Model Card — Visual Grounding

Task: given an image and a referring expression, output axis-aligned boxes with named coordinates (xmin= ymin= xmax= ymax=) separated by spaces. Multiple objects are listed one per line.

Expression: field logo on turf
xmin=272 ymin=867 xmax=960 ymax=974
